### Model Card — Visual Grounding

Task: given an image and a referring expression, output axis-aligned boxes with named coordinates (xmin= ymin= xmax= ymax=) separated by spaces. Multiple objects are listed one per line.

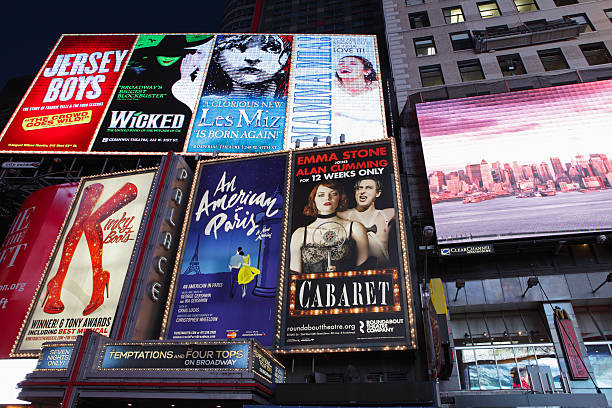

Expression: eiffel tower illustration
xmin=184 ymin=232 xmax=201 ymax=275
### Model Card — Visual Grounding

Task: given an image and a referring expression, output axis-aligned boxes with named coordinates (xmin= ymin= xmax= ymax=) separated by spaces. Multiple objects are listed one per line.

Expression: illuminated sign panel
xmin=417 ymin=80 xmax=612 ymax=244
xmin=0 ymin=35 xmax=136 ymax=152
xmin=92 ymin=35 xmax=215 ymax=152
xmin=13 ymin=169 xmax=156 ymax=355
xmin=0 ymin=184 xmax=77 ymax=358
xmin=0 ymin=34 xmax=387 ymax=155
xmin=164 ymin=154 xmax=287 ymax=346
xmin=285 ymin=35 xmax=386 ymax=148
xmin=188 ymin=35 xmax=292 ymax=154
xmin=278 ymin=140 xmax=414 ymax=351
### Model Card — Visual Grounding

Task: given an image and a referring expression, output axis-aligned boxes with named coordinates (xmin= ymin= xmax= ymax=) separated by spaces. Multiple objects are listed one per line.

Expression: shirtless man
xmin=339 ymin=177 xmax=395 ymax=266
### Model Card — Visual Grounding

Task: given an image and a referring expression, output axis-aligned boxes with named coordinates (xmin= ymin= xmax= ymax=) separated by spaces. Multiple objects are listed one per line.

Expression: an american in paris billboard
xmin=13 ymin=169 xmax=156 ymax=356
xmin=417 ymin=79 xmax=612 ymax=244
xmin=0 ymin=34 xmax=387 ymax=155
xmin=164 ymin=154 xmax=287 ymax=347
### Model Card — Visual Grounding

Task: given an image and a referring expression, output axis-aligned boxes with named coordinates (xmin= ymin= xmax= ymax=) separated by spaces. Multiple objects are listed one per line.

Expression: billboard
xmin=0 ymin=183 xmax=77 ymax=358
xmin=285 ymin=35 xmax=386 ymax=148
xmin=278 ymin=139 xmax=414 ymax=351
xmin=92 ymin=34 xmax=215 ymax=152
xmin=417 ymin=79 xmax=612 ymax=244
xmin=164 ymin=154 xmax=288 ymax=347
xmin=0 ymin=35 xmax=137 ymax=152
xmin=187 ymin=35 xmax=292 ymax=154
xmin=0 ymin=34 xmax=387 ymax=155
xmin=13 ymin=169 xmax=156 ymax=355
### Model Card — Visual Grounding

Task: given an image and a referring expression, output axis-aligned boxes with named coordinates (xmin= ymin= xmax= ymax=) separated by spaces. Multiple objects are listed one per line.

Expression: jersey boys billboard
xmin=164 ymin=154 xmax=287 ymax=347
xmin=417 ymin=79 xmax=612 ymax=244
xmin=278 ymin=140 xmax=415 ymax=351
xmin=13 ymin=170 xmax=156 ymax=355
xmin=0 ymin=34 xmax=387 ymax=155
xmin=0 ymin=35 xmax=136 ymax=152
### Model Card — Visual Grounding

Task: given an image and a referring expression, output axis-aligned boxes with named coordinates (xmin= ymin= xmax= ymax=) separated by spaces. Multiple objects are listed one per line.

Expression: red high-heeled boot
xmin=43 ymin=183 xmax=103 ymax=314
xmin=82 ymin=182 xmax=138 ymax=316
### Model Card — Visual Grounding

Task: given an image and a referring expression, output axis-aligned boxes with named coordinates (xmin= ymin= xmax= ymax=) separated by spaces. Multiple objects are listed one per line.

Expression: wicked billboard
xmin=163 ymin=154 xmax=288 ymax=347
xmin=278 ymin=139 xmax=415 ymax=351
xmin=12 ymin=169 xmax=156 ymax=355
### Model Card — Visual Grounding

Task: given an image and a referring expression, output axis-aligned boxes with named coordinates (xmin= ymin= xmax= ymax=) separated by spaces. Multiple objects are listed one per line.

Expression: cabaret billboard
xmin=417 ymin=79 xmax=612 ymax=245
xmin=278 ymin=139 xmax=415 ymax=352
xmin=0 ymin=34 xmax=388 ymax=155
xmin=12 ymin=169 xmax=156 ymax=356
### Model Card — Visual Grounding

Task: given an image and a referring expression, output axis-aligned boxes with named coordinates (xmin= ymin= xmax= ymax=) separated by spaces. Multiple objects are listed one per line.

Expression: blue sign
xmin=167 ymin=154 xmax=287 ymax=346
xmin=36 ymin=346 xmax=73 ymax=370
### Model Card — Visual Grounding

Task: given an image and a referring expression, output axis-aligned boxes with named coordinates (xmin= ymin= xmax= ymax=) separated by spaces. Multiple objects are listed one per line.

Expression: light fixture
xmin=295 ymin=139 xmax=301 ymax=148
xmin=521 ymin=277 xmax=539 ymax=297
xmin=312 ymin=136 xmax=318 ymax=146
xmin=592 ymin=273 xmax=612 ymax=293
xmin=127 ymin=404 xmax=132 ymax=407
xmin=326 ymin=136 xmax=331 ymax=145
xmin=340 ymin=133 xmax=346 ymax=143
xmin=453 ymin=279 xmax=465 ymax=301
xmin=596 ymin=234 xmax=607 ymax=244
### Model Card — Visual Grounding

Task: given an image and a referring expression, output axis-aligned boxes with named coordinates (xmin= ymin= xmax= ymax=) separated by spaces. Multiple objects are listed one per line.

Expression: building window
xmin=405 ymin=0 xmax=424 ymax=5
xmin=443 ymin=6 xmax=465 ymax=24
xmin=565 ymin=14 xmax=595 ymax=32
xmin=497 ymin=54 xmax=526 ymax=76
xmin=552 ymin=0 xmax=577 ymax=6
xmin=605 ymin=9 xmax=612 ymax=23
xmin=514 ymin=0 xmax=538 ymax=13
xmin=538 ymin=48 xmax=569 ymax=71
xmin=414 ymin=37 xmax=437 ymax=56
xmin=458 ymin=59 xmax=485 ymax=81
xmin=478 ymin=1 xmax=502 ymax=18
xmin=580 ymin=42 xmax=612 ymax=65
xmin=450 ymin=31 xmax=474 ymax=51
xmin=420 ymin=65 xmax=445 ymax=87
xmin=409 ymin=11 xmax=431 ymax=28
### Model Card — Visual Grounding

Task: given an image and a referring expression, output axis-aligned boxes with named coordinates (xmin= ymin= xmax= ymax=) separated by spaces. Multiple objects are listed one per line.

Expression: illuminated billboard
xmin=277 ymin=139 xmax=415 ymax=352
xmin=0 ymin=34 xmax=387 ymax=155
xmin=285 ymin=35 xmax=386 ymax=148
xmin=13 ymin=169 xmax=156 ymax=355
xmin=0 ymin=183 xmax=77 ymax=358
xmin=163 ymin=154 xmax=288 ymax=346
xmin=417 ymin=79 xmax=612 ymax=244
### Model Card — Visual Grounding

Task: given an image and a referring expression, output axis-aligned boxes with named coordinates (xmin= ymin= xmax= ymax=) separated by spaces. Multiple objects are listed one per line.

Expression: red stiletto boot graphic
xmin=43 ymin=184 xmax=104 ymax=314
xmin=82 ymin=182 xmax=138 ymax=316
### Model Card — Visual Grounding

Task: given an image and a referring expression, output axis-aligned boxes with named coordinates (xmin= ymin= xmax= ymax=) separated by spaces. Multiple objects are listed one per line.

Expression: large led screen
xmin=278 ymin=140 xmax=414 ymax=351
xmin=164 ymin=154 xmax=288 ymax=347
xmin=417 ymin=80 xmax=612 ymax=244
xmin=0 ymin=34 xmax=387 ymax=155
xmin=13 ymin=169 xmax=156 ymax=355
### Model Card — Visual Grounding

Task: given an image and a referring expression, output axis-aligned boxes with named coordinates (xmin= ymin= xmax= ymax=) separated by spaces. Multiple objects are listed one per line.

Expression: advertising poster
xmin=92 ymin=34 xmax=215 ymax=152
xmin=0 ymin=34 xmax=137 ymax=152
xmin=417 ymin=79 xmax=612 ymax=244
xmin=0 ymin=183 xmax=77 ymax=358
xmin=186 ymin=35 xmax=292 ymax=154
xmin=15 ymin=170 xmax=156 ymax=354
xmin=285 ymin=35 xmax=386 ymax=149
xmin=100 ymin=342 xmax=249 ymax=370
xmin=166 ymin=155 xmax=287 ymax=347
xmin=280 ymin=140 xmax=411 ymax=350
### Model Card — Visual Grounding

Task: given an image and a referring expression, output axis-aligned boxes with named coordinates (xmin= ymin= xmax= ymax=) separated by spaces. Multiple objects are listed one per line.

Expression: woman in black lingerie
xmin=289 ymin=181 xmax=368 ymax=273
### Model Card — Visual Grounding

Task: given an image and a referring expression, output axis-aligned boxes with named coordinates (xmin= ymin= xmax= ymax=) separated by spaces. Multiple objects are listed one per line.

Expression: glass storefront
xmin=586 ymin=342 xmax=612 ymax=389
xmin=457 ymin=344 xmax=562 ymax=390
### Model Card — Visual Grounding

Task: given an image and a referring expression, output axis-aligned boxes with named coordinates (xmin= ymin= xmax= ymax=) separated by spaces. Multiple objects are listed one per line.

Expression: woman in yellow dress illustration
xmin=237 ymin=254 xmax=260 ymax=298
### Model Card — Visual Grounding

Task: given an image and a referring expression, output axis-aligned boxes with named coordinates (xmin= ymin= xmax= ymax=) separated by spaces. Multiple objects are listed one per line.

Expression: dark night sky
xmin=0 ymin=1 xmax=228 ymax=90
